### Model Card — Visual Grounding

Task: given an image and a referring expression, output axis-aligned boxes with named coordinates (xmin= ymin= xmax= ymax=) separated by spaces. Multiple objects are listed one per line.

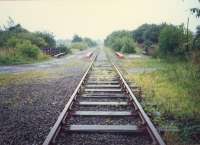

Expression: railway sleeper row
xmin=43 ymin=51 xmax=165 ymax=145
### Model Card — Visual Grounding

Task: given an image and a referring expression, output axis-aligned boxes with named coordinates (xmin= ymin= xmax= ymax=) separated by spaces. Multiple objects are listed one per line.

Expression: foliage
xmin=71 ymin=35 xmax=97 ymax=47
xmin=190 ymin=0 xmax=200 ymax=18
xmin=158 ymin=25 xmax=192 ymax=57
xmin=123 ymin=57 xmax=200 ymax=143
xmin=83 ymin=37 xmax=97 ymax=47
xmin=191 ymin=8 xmax=200 ymax=17
xmin=16 ymin=40 xmax=40 ymax=59
xmin=35 ymin=32 xmax=56 ymax=48
xmin=70 ymin=42 xmax=88 ymax=51
xmin=104 ymin=30 xmax=136 ymax=53
xmin=192 ymin=25 xmax=200 ymax=49
xmin=191 ymin=26 xmax=200 ymax=63
xmin=132 ymin=24 xmax=165 ymax=44
xmin=121 ymin=37 xmax=136 ymax=53
xmin=56 ymin=44 xmax=71 ymax=54
xmin=72 ymin=34 xmax=83 ymax=42
xmin=0 ymin=18 xmax=55 ymax=65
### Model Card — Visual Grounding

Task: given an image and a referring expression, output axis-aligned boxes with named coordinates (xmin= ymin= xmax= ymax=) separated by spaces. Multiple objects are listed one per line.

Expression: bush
xmin=57 ymin=44 xmax=71 ymax=54
xmin=132 ymin=24 xmax=165 ymax=44
xmin=158 ymin=25 xmax=190 ymax=57
xmin=16 ymin=40 xmax=40 ymax=59
xmin=70 ymin=42 xmax=88 ymax=51
xmin=105 ymin=30 xmax=136 ymax=53
xmin=121 ymin=37 xmax=136 ymax=53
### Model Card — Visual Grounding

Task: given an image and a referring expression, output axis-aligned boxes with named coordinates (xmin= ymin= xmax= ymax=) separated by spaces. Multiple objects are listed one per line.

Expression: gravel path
xmin=0 ymin=50 xmax=92 ymax=145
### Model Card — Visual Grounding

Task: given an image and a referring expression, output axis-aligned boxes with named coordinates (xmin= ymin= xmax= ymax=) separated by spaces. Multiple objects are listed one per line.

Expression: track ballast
xmin=43 ymin=49 xmax=165 ymax=145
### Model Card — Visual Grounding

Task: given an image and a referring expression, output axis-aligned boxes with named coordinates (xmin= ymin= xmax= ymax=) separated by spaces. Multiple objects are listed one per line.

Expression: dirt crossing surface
xmin=0 ymin=50 xmax=93 ymax=145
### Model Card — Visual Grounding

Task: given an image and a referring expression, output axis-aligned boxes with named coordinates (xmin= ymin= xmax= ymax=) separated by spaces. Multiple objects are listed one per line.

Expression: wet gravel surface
xmin=0 ymin=52 xmax=91 ymax=145
xmin=56 ymin=133 xmax=152 ymax=145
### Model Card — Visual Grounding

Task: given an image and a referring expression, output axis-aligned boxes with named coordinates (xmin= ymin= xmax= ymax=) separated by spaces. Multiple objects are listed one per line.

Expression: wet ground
xmin=0 ymin=49 xmax=93 ymax=145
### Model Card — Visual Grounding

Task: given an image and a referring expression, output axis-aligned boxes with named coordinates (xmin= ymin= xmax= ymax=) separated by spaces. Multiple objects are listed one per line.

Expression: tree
xmin=70 ymin=42 xmax=88 ymax=51
xmin=72 ymin=35 xmax=82 ymax=42
xmin=15 ymin=32 xmax=47 ymax=48
xmin=83 ymin=37 xmax=97 ymax=47
xmin=190 ymin=0 xmax=200 ymax=18
xmin=121 ymin=37 xmax=136 ymax=53
xmin=57 ymin=44 xmax=71 ymax=54
xmin=158 ymin=25 xmax=188 ymax=57
xmin=132 ymin=24 xmax=165 ymax=44
xmin=105 ymin=30 xmax=136 ymax=53
xmin=35 ymin=32 xmax=56 ymax=48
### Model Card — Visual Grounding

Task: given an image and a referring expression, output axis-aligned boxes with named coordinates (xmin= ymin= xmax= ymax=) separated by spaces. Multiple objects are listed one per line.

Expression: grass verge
xmin=122 ymin=57 xmax=200 ymax=144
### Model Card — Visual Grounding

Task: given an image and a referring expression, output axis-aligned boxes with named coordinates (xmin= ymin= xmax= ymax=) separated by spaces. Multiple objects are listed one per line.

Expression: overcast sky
xmin=0 ymin=0 xmax=199 ymax=39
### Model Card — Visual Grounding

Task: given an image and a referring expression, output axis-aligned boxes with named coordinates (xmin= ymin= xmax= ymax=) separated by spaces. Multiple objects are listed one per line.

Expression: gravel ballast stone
xmin=0 ymin=51 xmax=91 ymax=145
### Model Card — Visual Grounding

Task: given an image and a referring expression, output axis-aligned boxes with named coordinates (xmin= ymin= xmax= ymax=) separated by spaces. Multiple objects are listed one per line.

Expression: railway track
xmin=43 ymin=50 xmax=165 ymax=145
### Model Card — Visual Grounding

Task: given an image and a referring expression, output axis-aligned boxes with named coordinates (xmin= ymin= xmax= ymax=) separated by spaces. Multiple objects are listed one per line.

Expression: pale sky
xmin=0 ymin=0 xmax=199 ymax=39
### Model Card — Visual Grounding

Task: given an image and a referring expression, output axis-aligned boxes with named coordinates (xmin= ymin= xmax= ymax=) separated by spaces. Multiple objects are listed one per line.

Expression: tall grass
xmin=0 ymin=48 xmax=49 ymax=65
xmin=124 ymin=58 xmax=200 ymax=143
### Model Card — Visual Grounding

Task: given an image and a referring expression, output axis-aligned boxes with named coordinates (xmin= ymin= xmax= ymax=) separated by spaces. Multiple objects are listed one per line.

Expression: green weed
xmin=122 ymin=57 xmax=200 ymax=143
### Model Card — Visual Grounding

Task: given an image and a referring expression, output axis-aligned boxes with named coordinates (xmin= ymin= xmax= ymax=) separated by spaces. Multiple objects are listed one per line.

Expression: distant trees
xmin=70 ymin=42 xmax=88 ymax=51
xmin=83 ymin=37 xmax=97 ymax=47
xmin=72 ymin=35 xmax=83 ymax=43
xmin=70 ymin=34 xmax=97 ymax=51
xmin=104 ymin=30 xmax=136 ymax=53
xmin=104 ymin=22 xmax=200 ymax=64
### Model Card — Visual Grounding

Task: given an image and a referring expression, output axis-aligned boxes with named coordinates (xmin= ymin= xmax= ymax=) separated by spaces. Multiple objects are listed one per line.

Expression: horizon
xmin=0 ymin=0 xmax=199 ymax=40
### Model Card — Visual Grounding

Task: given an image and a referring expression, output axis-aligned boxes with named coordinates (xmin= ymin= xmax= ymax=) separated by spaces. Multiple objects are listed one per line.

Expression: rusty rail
xmin=112 ymin=63 xmax=166 ymax=145
xmin=43 ymin=55 xmax=97 ymax=145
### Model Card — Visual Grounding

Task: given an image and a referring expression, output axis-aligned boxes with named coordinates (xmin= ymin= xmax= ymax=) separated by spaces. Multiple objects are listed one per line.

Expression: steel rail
xmin=112 ymin=63 xmax=166 ymax=145
xmin=43 ymin=54 xmax=97 ymax=145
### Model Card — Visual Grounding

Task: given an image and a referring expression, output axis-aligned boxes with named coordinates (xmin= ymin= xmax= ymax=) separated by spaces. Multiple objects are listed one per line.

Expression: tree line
xmin=0 ymin=18 xmax=97 ymax=65
xmin=70 ymin=34 xmax=97 ymax=51
xmin=105 ymin=1 xmax=200 ymax=63
xmin=105 ymin=23 xmax=200 ymax=63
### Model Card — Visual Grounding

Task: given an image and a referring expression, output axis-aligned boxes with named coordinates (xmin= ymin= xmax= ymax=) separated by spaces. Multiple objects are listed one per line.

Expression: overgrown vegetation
xmin=70 ymin=34 xmax=97 ymax=51
xmin=158 ymin=24 xmax=193 ymax=57
xmin=104 ymin=30 xmax=136 ymax=53
xmin=121 ymin=57 xmax=200 ymax=143
xmin=0 ymin=18 xmax=56 ymax=65
xmin=105 ymin=6 xmax=200 ymax=142
xmin=105 ymin=22 xmax=200 ymax=64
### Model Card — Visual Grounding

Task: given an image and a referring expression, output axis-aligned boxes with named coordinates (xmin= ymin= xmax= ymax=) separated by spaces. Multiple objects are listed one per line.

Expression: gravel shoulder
xmin=0 ymin=49 xmax=93 ymax=145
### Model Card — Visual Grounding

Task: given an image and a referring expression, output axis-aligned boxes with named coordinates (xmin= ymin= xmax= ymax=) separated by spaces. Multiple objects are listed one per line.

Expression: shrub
xmin=121 ymin=37 xmax=136 ymax=53
xmin=158 ymin=25 xmax=191 ymax=57
xmin=16 ymin=40 xmax=40 ymax=59
xmin=105 ymin=30 xmax=136 ymax=53
xmin=57 ymin=44 xmax=71 ymax=54
xmin=70 ymin=42 xmax=88 ymax=51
